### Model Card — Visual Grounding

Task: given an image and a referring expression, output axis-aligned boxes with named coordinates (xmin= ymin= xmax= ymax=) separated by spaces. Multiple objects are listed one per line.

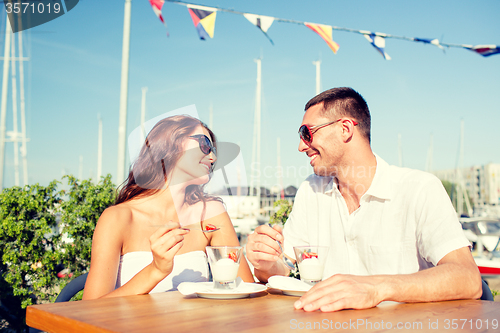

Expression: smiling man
xmin=246 ymin=87 xmax=481 ymax=312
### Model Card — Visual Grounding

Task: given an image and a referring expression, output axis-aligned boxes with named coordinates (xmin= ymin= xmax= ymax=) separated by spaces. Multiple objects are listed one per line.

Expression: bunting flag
xmin=187 ymin=4 xmax=217 ymax=40
xmin=468 ymin=45 xmax=500 ymax=57
xmin=243 ymin=13 xmax=275 ymax=45
xmin=161 ymin=1 xmax=498 ymax=59
xmin=413 ymin=37 xmax=444 ymax=50
xmin=148 ymin=0 xmax=165 ymax=25
xmin=362 ymin=32 xmax=391 ymax=60
xmin=304 ymin=23 xmax=339 ymax=54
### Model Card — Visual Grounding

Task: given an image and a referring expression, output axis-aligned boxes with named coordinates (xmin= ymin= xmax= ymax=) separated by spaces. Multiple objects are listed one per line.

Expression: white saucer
xmin=178 ymin=281 xmax=267 ymax=299
xmin=266 ymin=276 xmax=312 ymax=297
xmin=266 ymin=284 xmax=307 ymax=297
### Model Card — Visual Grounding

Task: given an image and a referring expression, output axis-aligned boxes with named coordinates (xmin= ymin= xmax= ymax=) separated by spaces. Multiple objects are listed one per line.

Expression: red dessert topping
xmin=205 ymin=224 xmax=217 ymax=231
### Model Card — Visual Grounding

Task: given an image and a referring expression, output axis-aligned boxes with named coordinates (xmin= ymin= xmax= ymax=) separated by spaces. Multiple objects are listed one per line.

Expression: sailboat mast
xmin=277 ymin=137 xmax=284 ymax=200
xmin=251 ymin=58 xmax=262 ymax=200
xmin=455 ymin=119 xmax=473 ymax=216
xmin=117 ymin=0 xmax=132 ymax=184
xmin=460 ymin=120 xmax=472 ymax=216
xmin=313 ymin=59 xmax=321 ymax=95
xmin=10 ymin=31 xmax=20 ymax=186
xmin=140 ymin=87 xmax=147 ymax=141
xmin=460 ymin=120 xmax=464 ymax=171
xmin=0 ymin=20 xmax=12 ymax=190
xmin=18 ymin=29 xmax=28 ymax=186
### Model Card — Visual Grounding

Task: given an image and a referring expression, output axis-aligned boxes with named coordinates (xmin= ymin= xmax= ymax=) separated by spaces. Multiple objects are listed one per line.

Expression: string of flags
xmin=147 ymin=0 xmax=500 ymax=59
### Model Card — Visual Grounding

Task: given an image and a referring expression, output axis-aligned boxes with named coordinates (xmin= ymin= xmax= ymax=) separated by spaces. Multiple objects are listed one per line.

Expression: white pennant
xmin=363 ymin=32 xmax=391 ymax=60
xmin=243 ymin=13 xmax=275 ymax=33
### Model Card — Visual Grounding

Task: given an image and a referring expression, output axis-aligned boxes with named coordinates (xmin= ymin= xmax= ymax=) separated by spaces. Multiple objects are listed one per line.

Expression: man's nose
xmin=298 ymin=138 xmax=309 ymax=152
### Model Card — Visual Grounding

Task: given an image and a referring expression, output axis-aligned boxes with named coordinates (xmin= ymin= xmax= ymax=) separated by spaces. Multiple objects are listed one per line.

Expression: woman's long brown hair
xmin=115 ymin=115 xmax=222 ymax=214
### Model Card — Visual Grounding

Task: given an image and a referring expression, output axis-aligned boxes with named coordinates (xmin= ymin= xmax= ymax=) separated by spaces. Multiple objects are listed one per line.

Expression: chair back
xmin=29 ymin=273 xmax=88 ymax=332
xmin=481 ymin=279 xmax=494 ymax=301
xmin=55 ymin=273 xmax=88 ymax=303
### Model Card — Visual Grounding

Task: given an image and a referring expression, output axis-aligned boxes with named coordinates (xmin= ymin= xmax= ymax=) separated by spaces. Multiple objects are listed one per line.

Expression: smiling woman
xmin=82 ymin=115 xmax=254 ymax=300
xmin=117 ymin=116 xmax=217 ymax=202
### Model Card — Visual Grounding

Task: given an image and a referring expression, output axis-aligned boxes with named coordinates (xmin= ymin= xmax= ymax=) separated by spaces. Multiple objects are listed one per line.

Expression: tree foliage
xmin=0 ymin=181 xmax=62 ymax=331
xmin=0 ymin=175 xmax=115 ymax=331
xmin=268 ymin=200 xmax=300 ymax=278
xmin=268 ymin=199 xmax=293 ymax=226
xmin=59 ymin=175 xmax=116 ymax=274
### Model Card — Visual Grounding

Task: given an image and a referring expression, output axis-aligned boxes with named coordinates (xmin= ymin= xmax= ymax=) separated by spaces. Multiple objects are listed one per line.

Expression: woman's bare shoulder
xmin=203 ymin=199 xmax=227 ymax=218
xmin=97 ymin=204 xmax=134 ymax=229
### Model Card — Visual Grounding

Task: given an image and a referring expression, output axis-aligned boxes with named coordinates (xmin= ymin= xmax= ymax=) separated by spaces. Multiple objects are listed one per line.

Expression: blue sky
xmin=1 ymin=0 xmax=499 ymax=190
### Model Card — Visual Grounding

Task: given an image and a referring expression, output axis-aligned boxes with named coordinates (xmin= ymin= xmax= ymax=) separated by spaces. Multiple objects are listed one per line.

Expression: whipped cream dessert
xmin=298 ymin=257 xmax=324 ymax=281
xmin=211 ymin=258 xmax=239 ymax=282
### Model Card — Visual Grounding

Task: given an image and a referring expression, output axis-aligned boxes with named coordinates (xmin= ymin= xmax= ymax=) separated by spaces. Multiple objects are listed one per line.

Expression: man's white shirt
xmin=283 ymin=155 xmax=470 ymax=277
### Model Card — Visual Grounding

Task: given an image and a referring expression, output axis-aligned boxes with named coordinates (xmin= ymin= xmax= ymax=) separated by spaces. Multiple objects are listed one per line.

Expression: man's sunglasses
xmin=298 ymin=118 xmax=358 ymax=144
xmin=189 ymin=134 xmax=217 ymax=156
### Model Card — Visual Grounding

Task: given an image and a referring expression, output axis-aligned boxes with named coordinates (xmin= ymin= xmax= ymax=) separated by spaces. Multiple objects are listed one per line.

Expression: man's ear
xmin=341 ymin=119 xmax=355 ymax=143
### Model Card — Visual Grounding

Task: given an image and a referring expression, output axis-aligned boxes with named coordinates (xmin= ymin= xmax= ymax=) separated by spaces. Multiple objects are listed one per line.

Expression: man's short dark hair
xmin=305 ymin=87 xmax=371 ymax=143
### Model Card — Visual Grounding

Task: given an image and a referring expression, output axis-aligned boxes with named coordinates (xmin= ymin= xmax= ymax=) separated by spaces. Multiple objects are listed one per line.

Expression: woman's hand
xmin=149 ymin=221 xmax=189 ymax=277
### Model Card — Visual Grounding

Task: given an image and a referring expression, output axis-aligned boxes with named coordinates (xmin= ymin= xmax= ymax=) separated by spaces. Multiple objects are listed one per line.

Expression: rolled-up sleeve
xmin=414 ymin=175 xmax=471 ymax=266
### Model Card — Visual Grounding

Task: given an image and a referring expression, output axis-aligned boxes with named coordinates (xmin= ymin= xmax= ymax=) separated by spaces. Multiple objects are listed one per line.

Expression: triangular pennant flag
xmin=148 ymin=0 xmax=168 ymax=36
xmin=304 ymin=23 xmax=339 ymax=54
xmin=243 ymin=13 xmax=275 ymax=45
xmin=467 ymin=45 xmax=500 ymax=57
xmin=413 ymin=37 xmax=444 ymax=50
xmin=362 ymin=32 xmax=391 ymax=60
xmin=148 ymin=0 xmax=165 ymax=25
xmin=187 ymin=4 xmax=217 ymax=40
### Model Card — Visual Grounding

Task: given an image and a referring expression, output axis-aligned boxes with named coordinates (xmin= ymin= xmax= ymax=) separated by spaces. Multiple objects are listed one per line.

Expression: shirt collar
xmin=319 ymin=154 xmax=392 ymax=200
xmin=324 ymin=178 xmax=336 ymax=195
xmin=304 ymin=174 xmax=335 ymax=195
xmin=363 ymin=154 xmax=392 ymax=201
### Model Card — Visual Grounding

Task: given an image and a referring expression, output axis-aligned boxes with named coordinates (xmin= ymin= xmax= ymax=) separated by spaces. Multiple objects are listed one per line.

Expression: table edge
xmin=26 ymin=305 xmax=115 ymax=333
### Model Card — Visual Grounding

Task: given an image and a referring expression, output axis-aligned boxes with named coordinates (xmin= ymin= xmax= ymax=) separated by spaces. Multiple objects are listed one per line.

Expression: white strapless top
xmin=115 ymin=251 xmax=209 ymax=293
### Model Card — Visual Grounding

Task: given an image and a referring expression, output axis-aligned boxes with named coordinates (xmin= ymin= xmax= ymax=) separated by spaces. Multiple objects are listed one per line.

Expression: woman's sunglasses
xmin=298 ymin=118 xmax=358 ymax=144
xmin=189 ymin=134 xmax=217 ymax=156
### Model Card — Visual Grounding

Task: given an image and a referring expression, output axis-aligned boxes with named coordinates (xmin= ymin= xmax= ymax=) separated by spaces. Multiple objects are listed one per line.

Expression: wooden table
xmin=27 ymin=289 xmax=500 ymax=333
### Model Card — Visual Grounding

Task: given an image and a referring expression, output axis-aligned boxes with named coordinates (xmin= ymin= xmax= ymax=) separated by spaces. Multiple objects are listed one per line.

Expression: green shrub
xmin=0 ymin=181 xmax=63 ymax=331
xmin=59 ymin=175 xmax=116 ymax=275
xmin=0 ymin=175 xmax=115 ymax=331
xmin=268 ymin=200 xmax=299 ymax=278
xmin=269 ymin=199 xmax=293 ymax=226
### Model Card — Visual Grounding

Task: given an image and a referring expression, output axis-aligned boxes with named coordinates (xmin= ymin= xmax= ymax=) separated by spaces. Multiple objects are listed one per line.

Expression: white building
xmin=484 ymin=164 xmax=500 ymax=205
xmin=433 ymin=163 xmax=500 ymax=215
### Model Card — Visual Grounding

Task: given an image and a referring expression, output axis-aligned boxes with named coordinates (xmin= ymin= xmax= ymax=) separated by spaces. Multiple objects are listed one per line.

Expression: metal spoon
xmin=267 ymin=223 xmax=295 ymax=270
xmin=150 ymin=224 xmax=221 ymax=233
xmin=276 ymin=240 xmax=295 ymax=271
xmin=180 ymin=226 xmax=221 ymax=233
